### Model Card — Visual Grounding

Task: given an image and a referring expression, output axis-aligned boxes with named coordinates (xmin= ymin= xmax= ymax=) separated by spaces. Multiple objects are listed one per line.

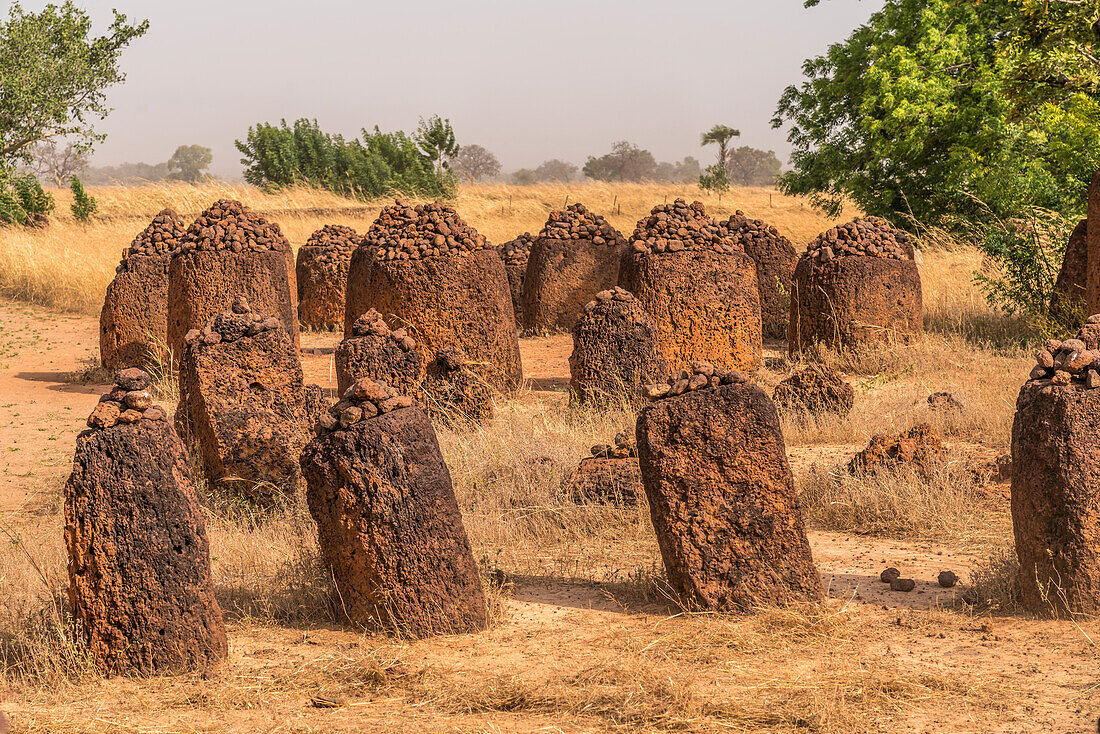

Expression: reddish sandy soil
xmin=1 ymin=301 xmax=1098 ymax=732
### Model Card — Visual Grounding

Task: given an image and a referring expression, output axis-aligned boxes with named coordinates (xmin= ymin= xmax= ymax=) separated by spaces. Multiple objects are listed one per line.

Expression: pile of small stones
xmin=630 ymin=199 xmax=740 ymax=255
xmin=364 ymin=199 xmax=493 ymax=261
xmin=880 ymin=567 xmax=959 ymax=591
xmin=723 ymin=211 xmax=789 ymax=247
xmin=590 ymin=429 xmax=637 ymax=459
xmin=803 ymin=217 xmax=910 ymax=264
xmin=117 ymin=209 xmax=186 ymax=272
xmin=501 ymin=233 xmax=534 ymax=268
xmin=316 ymin=377 xmax=413 ymax=433
xmin=300 ymin=224 xmax=359 ymax=262
xmin=582 ymin=285 xmax=634 ymax=313
xmin=642 ymin=361 xmax=749 ymax=402
xmin=178 ymin=199 xmax=287 ymax=254
xmin=538 ymin=204 xmax=626 ymax=246
xmin=88 ymin=368 xmax=168 ymax=428
xmin=183 ymin=297 xmax=283 ymax=346
xmin=1028 ymin=315 xmax=1100 ymax=387
xmin=349 ymin=309 xmax=417 ymax=352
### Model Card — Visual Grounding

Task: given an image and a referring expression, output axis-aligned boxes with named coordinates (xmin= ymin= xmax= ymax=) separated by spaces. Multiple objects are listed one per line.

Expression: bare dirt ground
xmin=1 ymin=300 xmax=1098 ymax=733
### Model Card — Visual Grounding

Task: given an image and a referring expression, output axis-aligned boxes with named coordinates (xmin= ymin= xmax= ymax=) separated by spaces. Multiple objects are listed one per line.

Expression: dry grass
xmin=0 ymin=181 xmax=852 ymax=317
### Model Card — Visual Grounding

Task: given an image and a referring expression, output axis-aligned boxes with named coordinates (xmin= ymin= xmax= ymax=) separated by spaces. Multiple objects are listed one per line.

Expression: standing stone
xmin=772 ymin=365 xmax=855 ymax=418
xmin=622 ymin=199 xmax=762 ymax=373
xmin=421 ymin=347 xmax=494 ymax=422
xmin=567 ymin=429 xmax=644 ymax=505
xmin=1087 ymin=170 xmax=1100 ymax=315
xmin=335 ymin=309 xmax=423 ymax=395
xmin=521 ymin=204 xmax=628 ymax=334
xmin=636 ymin=379 xmax=822 ymax=610
xmin=500 ymin=233 xmax=534 ymax=324
xmin=296 ymin=224 xmax=359 ymax=331
xmin=167 ymin=199 xmax=299 ymax=357
xmin=1052 ymin=219 xmax=1088 ymax=325
xmin=724 ymin=212 xmax=798 ymax=339
xmin=1012 ymin=379 xmax=1100 ymax=615
xmin=176 ymin=304 xmax=309 ymax=504
xmin=66 ymin=371 xmax=226 ymax=675
xmin=300 ymin=380 xmax=488 ymax=637
xmin=344 ymin=200 xmax=521 ymax=392
xmin=99 ymin=209 xmax=187 ymax=371
xmin=569 ymin=286 xmax=666 ymax=408
xmin=788 ymin=218 xmax=922 ymax=355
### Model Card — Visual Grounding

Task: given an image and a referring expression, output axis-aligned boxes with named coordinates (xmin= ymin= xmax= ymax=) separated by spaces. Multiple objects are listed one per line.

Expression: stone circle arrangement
xmin=803 ymin=216 xmax=911 ymax=265
xmin=365 ymin=199 xmax=493 ymax=261
xmin=1028 ymin=315 xmax=1100 ymax=387
xmin=630 ymin=199 xmax=740 ymax=255
xmin=116 ymin=208 xmax=186 ymax=272
xmin=642 ymin=361 xmax=750 ymax=401
xmin=538 ymin=203 xmax=626 ymax=246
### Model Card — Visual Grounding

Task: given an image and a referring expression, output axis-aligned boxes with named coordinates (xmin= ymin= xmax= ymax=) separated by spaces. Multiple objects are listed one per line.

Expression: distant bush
xmin=70 ymin=176 xmax=97 ymax=222
xmin=0 ymin=174 xmax=55 ymax=225
xmin=236 ymin=118 xmax=456 ymax=200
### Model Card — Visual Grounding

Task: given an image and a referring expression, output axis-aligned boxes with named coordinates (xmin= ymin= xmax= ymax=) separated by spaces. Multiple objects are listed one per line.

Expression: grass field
xmin=0 ymin=182 xmax=1091 ymax=733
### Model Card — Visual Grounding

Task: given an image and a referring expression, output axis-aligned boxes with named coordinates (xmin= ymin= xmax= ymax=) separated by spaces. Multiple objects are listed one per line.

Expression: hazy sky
xmin=51 ymin=0 xmax=884 ymax=176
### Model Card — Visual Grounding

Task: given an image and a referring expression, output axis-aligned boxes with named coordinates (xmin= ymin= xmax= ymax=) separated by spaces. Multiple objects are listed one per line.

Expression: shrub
xmin=70 ymin=176 xmax=97 ymax=222
xmin=0 ymin=174 xmax=55 ymax=225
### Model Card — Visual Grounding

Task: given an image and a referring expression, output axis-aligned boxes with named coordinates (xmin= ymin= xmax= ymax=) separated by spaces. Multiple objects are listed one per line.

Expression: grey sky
xmin=58 ymin=0 xmax=883 ymax=176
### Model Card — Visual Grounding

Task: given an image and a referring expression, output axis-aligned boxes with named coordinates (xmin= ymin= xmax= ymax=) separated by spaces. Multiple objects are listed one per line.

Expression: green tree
xmin=0 ymin=2 xmax=148 ymax=169
xmin=699 ymin=164 xmax=731 ymax=200
xmin=583 ymin=141 xmax=657 ymax=182
xmin=700 ymin=124 xmax=740 ymax=168
xmin=166 ymin=144 xmax=213 ymax=183
xmin=415 ymin=115 xmax=459 ymax=177
xmin=774 ymin=0 xmax=1100 ymax=224
xmin=452 ymin=144 xmax=500 ymax=182
xmin=69 ymin=175 xmax=96 ymax=222
xmin=725 ymin=147 xmax=782 ymax=186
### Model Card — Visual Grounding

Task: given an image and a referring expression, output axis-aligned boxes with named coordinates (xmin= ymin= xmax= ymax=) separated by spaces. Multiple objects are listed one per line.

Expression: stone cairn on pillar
xmin=167 ymin=199 xmax=299 ymax=356
xmin=724 ymin=211 xmax=797 ymax=339
xmin=421 ymin=346 xmax=495 ymax=423
xmin=296 ymin=224 xmax=359 ymax=331
xmin=789 ymin=217 xmax=922 ymax=355
xmin=301 ymin=377 xmax=489 ymax=637
xmin=335 ymin=309 xmax=423 ymax=396
xmin=99 ymin=209 xmax=187 ymax=371
xmin=500 ymin=232 xmax=534 ymax=323
xmin=1012 ymin=315 xmax=1100 ymax=615
xmin=176 ymin=297 xmax=310 ymax=505
xmin=521 ymin=203 xmax=628 ymax=334
xmin=66 ymin=368 xmax=226 ymax=675
xmin=621 ymin=199 xmax=762 ymax=373
xmin=343 ymin=199 xmax=521 ymax=392
xmin=567 ymin=428 xmax=645 ymax=505
xmin=636 ymin=361 xmax=823 ymax=610
xmin=569 ymin=285 xmax=666 ymax=409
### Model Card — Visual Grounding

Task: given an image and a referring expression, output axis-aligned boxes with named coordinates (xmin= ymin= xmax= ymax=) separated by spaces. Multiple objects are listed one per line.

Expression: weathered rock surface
xmin=176 ymin=305 xmax=309 ymax=503
xmin=1011 ymin=378 xmax=1100 ymax=615
xmin=636 ymin=380 xmax=822 ymax=609
xmin=300 ymin=398 xmax=488 ymax=637
xmin=500 ymin=233 xmax=534 ymax=324
xmin=772 ymin=365 xmax=854 ymax=417
xmin=521 ymin=204 xmax=627 ymax=333
xmin=848 ymin=423 xmax=945 ymax=475
xmin=99 ymin=209 xmax=187 ymax=371
xmin=66 ymin=389 xmax=225 ymax=675
xmin=569 ymin=286 xmax=666 ymax=408
xmin=296 ymin=224 xmax=358 ymax=331
xmin=1052 ymin=219 xmax=1087 ymax=325
xmin=167 ymin=199 xmax=298 ymax=356
xmin=335 ymin=309 xmax=423 ymax=396
xmin=724 ymin=212 xmax=797 ymax=339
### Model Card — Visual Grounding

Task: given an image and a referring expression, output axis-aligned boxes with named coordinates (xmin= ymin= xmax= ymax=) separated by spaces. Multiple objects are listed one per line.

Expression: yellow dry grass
xmin=0 ymin=181 xmax=852 ymax=316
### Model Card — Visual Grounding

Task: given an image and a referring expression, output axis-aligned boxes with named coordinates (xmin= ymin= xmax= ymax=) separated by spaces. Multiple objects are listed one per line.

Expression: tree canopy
xmin=583 ymin=141 xmax=657 ymax=182
xmin=774 ymin=0 xmax=1100 ymax=223
xmin=0 ymin=2 xmax=148 ymax=168
xmin=167 ymin=144 xmax=213 ymax=183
